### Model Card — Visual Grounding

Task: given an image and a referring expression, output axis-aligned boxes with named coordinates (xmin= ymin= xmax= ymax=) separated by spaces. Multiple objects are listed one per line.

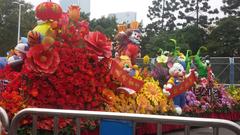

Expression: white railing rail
xmin=5 ymin=108 xmax=240 ymax=135
xmin=0 ymin=107 xmax=9 ymax=134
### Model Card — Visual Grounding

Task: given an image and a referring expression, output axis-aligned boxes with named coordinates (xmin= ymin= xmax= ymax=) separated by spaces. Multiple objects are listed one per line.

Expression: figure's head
xmin=128 ymin=30 xmax=142 ymax=45
xmin=14 ymin=43 xmax=29 ymax=59
xmin=168 ymin=62 xmax=185 ymax=78
xmin=119 ymin=55 xmax=132 ymax=69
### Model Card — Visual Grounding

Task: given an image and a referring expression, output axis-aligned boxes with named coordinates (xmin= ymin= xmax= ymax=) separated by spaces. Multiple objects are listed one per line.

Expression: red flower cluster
xmin=85 ymin=31 xmax=112 ymax=58
xmin=0 ymin=91 xmax=24 ymax=117
xmin=25 ymin=44 xmax=60 ymax=74
xmin=0 ymin=5 xmax=114 ymax=130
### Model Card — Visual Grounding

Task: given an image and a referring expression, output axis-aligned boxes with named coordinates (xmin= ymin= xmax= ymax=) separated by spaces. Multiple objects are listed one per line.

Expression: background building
xmin=59 ymin=0 xmax=90 ymax=13
xmin=108 ymin=12 xmax=137 ymax=23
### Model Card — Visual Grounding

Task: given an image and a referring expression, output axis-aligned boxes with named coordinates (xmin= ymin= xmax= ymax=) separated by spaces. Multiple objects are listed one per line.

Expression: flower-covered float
xmin=0 ymin=1 xmax=239 ymax=135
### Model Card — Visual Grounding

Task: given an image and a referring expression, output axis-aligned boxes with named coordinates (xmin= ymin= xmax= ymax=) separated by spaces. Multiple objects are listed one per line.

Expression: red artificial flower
xmin=85 ymin=31 xmax=112 ymax=58
xmin=78 ymin=20 xmax=89 ymax=38
xmin=68 ymin=5 xmax=80 ymax=21
xmin=25 ymin=44 xmax=60 ymax=74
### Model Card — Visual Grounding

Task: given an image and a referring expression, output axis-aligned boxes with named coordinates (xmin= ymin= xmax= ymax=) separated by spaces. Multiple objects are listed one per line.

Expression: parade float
xmin=0 ymin=1 xmax=240 ymax=135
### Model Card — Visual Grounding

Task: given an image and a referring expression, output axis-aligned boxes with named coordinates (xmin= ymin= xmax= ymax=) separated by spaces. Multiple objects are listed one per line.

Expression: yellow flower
xmin=156 ymin=55 xmax=168 ymax=63
xmin=136 ymin=94 xmax=152 ymax=113
xmin=143 ymin=55 xmax=150 ymax=64
xmin=142 ymin=82 xmax=163 ymax=106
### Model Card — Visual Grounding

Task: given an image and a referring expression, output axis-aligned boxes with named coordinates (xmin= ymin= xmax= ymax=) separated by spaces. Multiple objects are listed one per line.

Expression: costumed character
xmin=115 ymin=21 xmax=142 ymax=65
xmin=163 ymin=62 xmax=187 ymax=114
xmin=117 ymin=55 xmax=138 ymax=77
xmin=7 ymin=43 xmax=29 ymax=71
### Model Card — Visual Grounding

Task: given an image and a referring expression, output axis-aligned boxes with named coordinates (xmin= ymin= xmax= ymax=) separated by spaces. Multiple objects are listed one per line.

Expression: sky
xmin=24 ymin=0 xmax=223 ymax=26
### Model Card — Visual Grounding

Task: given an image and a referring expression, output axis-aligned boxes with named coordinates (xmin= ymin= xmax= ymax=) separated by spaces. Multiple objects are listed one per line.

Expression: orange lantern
xmin=35 ymin=2 xmax=62 ymax=21
xmin=68 ymin=5 xmax=80 ymax=21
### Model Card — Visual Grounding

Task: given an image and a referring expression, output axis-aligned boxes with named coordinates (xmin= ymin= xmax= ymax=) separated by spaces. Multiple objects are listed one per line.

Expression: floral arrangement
xmin=0 ymin=3 xmax=112 ymax=130
xmin=0 ymin=2 xmax=239 ymax=134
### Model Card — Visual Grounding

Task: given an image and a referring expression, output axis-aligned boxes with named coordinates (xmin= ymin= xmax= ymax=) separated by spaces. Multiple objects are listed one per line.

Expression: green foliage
xmin=0 ymin=0 xmax=36 ymax=56
xmin=147 ymin=0 xmax=180 ymax=31
xmin=177 ymin=25 xmax=208 ymax=53
xmin=177 ymin=0 xmax=219 ymax=28
xmin=142 ymin=25 xmax=207 ymax=57
xmin=80 ymin=12 xmax=90 ymax=21
xmin=207 ymin=16 xmax=240 ymax=56
xmin=147 ymin=0 xmax=219 ymax=32
xmin=90 ymin=16 xmax=117 ymax=40
xmin=221 ymin=0 xmax=240 ymax=16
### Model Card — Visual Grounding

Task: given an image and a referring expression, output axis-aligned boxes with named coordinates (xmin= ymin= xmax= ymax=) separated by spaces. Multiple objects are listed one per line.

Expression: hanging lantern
xmin=35 ymin=2 xmax=62 ymax=21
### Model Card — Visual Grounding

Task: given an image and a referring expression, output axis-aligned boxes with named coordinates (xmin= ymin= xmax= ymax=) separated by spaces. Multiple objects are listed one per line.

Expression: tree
xmin=221 ymin=0 xmax=240 ymax=16
xmin=178 ymin=0 xmax=219 ymax=28
xmin=0 ymin=0 xmax=36 ymax=56
xmin=207 ymin=16 xmax=240 ymax=57
xmin=80 ymin=12 xmax=90 ymax=21
xmin=147 ymin=0 xmax=219 ymax=32
xmin=147 ymin=0 xmax=181 ymax=32
xmin=176 ymin=25 xmax=208 ymax=53
xmin=90 ymin=16 xmax=117 ymax=40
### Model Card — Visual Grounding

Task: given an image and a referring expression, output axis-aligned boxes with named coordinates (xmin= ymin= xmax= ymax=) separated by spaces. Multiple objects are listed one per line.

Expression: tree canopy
xmin=147 ymin=0 xmax=219 ymax=32
xmin=0 ymin=0 xmax=36 ymax=56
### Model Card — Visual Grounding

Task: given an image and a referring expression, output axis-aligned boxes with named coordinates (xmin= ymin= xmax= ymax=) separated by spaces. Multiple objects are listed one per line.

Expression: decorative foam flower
xmin=200 ymin=77 xmax=208 ymax=88
xmin=25 ymin=44 xmax=60 ymax=74
xmin=68 ymin=5 xmax=80 ymax=21
xmin=143 ymin=55 xmax=150 ymax=65
xmin=85 ymin=31 xmax=112 ymax=58
xmin=0 ymin=91 xmax=25 ymax=117
xmin=156 ymin=55 xmax=168 ymax=63
xmin=78 ymin=20 xmax=89 ymax=38
xmin=142 ymin=80 xmax=163 ymax=106
xmin=136 ymin=94 xmax=152 ymax=113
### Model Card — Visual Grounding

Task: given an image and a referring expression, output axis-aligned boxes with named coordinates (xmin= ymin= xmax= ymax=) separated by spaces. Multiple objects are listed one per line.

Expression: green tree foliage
xmin=147 ymin=0 xmax=219 ymax=32
xmin=221 ymin=0 xmax=240 ymax=16
xmin=0 ymin=0 xmax=36 ymax=56
xmin=80 ymin=12 xmax=90 ymax=21
xmin=178 ymin=0 xmax=219 ymax=28
xmin=147 ymin=0 xmax=180 ymax=32
xmin=207 ymin=16 xmax=240 ymax=57
xmin=142 ymin=25 xmax=207 ymax=56
xmin=90 ymin=16 xmax=117 ymax=40
xmin=177 ymin=25 xmax=208 ymax=53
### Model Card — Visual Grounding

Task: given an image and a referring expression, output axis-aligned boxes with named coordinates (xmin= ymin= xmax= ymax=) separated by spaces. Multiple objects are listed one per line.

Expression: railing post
xmin=184 ymin=125 xmax=190 ymax=135
xmin=213 ymin=127 xmax=219 ymax=135
xmin=157 ymin=123 xmax=162 ymax=135
xmin=229 ymin=57 xmax=234 ymax=84
xmin=133 ymin=122 xmax=136 ymax=135
xmin=32 ymin=115 xmax=37 ymax=135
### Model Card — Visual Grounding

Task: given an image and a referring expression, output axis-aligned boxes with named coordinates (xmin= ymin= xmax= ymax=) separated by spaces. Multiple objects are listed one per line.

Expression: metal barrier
xmin=6 ymin=108 xmax=240 ymax=135
xmin=0 ymin=107 xmax=9 ymax=134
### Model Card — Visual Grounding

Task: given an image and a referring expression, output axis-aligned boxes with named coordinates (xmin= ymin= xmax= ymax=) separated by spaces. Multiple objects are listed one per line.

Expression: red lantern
xmin=35 ymin=2 xmax=62 ymax=21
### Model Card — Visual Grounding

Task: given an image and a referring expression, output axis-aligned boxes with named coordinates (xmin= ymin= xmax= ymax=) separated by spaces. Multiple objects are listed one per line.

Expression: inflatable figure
xmin=7 ymin=43 xmax=29 ymax=71
xmin=115 ymin=21 xmax=142 ymax=65
xmin=163 ymin=62 xmax=187 ymax=114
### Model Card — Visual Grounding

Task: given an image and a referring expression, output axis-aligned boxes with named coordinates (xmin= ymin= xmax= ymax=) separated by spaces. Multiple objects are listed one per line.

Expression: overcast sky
xmin=24 ymin=0 xmax=223 ymax=26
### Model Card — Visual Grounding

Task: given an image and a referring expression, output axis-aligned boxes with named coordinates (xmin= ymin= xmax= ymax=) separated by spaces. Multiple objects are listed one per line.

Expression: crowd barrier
xmin=0 ymin=107 xmax=239 ymax=135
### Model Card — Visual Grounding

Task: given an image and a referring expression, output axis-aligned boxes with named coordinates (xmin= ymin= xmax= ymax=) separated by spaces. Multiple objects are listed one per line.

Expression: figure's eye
xmin=125 ymin=64 xmax=129 ymax=68
xmin=178 ymin=69 xmax=181 ymax=72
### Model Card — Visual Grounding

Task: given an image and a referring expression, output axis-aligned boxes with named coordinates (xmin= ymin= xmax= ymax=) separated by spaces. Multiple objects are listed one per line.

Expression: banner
xmin=110 ymin=60 xmax=144 ymax=93
xmin=167 ymin=70 xmax=197 ymax=98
